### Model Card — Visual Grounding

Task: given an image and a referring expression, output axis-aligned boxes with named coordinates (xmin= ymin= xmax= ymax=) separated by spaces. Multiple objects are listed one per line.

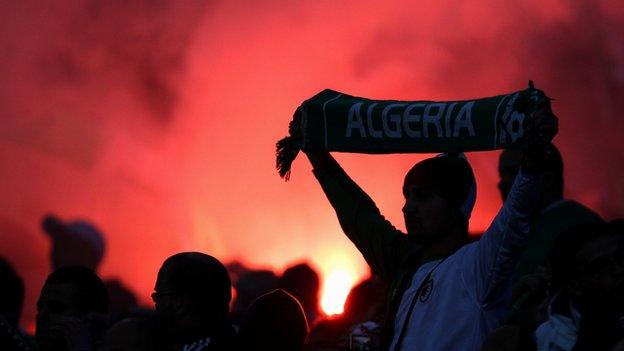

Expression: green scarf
xmin=277 ymin=81 xmax=547 ymax=179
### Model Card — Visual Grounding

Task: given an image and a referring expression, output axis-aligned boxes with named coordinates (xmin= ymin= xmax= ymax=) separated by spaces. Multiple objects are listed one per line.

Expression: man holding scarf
xmin=300 ymin=95 xmax=557 ymax=350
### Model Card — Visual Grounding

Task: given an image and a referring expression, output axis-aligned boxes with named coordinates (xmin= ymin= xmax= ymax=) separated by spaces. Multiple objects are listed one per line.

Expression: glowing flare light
xmin=321 ymin=269 xmax=356 ymax=316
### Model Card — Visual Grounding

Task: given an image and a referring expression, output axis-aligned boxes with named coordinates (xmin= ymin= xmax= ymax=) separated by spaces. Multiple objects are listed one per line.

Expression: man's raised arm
xmin=464 ymin=98 xmax=558 ymax=306
xmin=305 ymin=150 xmax=416 ymax=282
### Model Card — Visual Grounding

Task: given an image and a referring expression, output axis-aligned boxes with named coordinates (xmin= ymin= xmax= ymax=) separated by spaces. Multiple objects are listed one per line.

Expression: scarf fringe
xmin=276 ymin=135 xmax=300 ymax=181
xmin=276 ymin=108 xmax=304 ymax=181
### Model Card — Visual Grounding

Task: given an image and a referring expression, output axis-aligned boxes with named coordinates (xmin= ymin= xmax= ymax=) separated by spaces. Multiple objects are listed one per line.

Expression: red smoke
xmin=1 ymin=0 xmax=622 ymax=328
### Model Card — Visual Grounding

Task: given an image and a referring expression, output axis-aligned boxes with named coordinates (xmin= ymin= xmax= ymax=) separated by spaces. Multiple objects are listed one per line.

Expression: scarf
xmin=276 ymin=81 xmax=547 ymax=179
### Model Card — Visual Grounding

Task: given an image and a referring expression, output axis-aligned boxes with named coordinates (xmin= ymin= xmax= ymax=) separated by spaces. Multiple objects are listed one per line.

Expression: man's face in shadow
xmin=36 ymin=283 xmax=83 ymax=350
xmin=402 ymin=185 xmax=455 ymax=244
xmin=153 ymin=265 xmax=188 ymax=328
xmin=570 ymin=235 xmax=624 ymax=310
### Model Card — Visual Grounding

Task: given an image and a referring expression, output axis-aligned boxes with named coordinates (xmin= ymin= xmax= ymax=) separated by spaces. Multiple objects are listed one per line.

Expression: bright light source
xmin=321 ymin=269 xmax=356 ymax=316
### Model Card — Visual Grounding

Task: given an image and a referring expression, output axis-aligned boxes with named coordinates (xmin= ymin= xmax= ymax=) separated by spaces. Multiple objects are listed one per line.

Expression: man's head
xmin=0 ymin=257 xmax=24 ymax=328
xmin=498 ymin=143 xmax=563 ymax=204
xmin=42 ymin=214 xmax=106 ymax=271
xmin=232 ymin=269 xmax=278 ymax=319
xmin=549 ymin=221 xmax=624 ymax=312
xmin=153 ymin=252 xmax=231 ymax=335
xmin=36 ymin=266 xmax=109 ymax=351
xmin=402 ymin=154 xmax=476 ymax=245
xmin=238 ymin=289 xmax=308 ymax=351
xmin=278 ymin=263 xmax=320 ymax=324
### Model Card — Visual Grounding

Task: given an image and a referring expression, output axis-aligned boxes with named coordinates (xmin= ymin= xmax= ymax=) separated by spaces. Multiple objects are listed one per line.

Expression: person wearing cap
xmin=42 ymin=215 xmax=106 ymax=271
xmin=41 ymin=215 xmax=139 ymax=318
xmin=303 ymin=98 xmax=557 ymax=350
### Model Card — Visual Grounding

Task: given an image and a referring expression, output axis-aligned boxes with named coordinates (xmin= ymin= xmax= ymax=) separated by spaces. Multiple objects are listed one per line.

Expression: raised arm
xmin=464 ymin=98 xmax=558 ymax=306
xmin=306 ymin=150 xmax=417 ymax=282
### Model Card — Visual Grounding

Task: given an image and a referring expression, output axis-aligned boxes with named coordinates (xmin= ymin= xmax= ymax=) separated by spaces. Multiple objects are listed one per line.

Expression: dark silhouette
xmin=42 ymin=214 xmax=106 ymax=271
xmin=153 ymin=252 xmax=234 ymax=351
xmin=231 ymin=269 xmax=278 ymax=325
xmin=106 ymin=279 xmax=140 ymax=320
xmin=100 ymin=316 xmax=169 ymax=351
xmin=611 ymin=218 xmax=624 ymax=233
xmin=42 ymin=214 xmax=139 ymax=318
xmin=35 ymin=266 xmax=109 ymax=351
xmin=497 ymin=144 xmax=603 ymax=328
xmin=303 ymin=97 xmax=558 ymax=350
xmin=279 ymin=263 xmax=321 ymax=325
xmin=0 ymin=257 xmax=24 ymax=330
xmin=534 ymin=221 xmax=624 ymax=350
xmin=0 ymin=257 xmax=31 ymax=351
xmin=237 ymin=289 xmax=308 ymax=351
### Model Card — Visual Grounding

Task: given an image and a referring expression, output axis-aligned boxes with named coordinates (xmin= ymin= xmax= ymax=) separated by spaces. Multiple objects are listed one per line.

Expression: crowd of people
xmin=1 ymin=98 xmax=623 ymax=350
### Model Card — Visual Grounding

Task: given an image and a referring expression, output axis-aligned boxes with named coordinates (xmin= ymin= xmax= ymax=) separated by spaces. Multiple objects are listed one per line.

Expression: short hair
xmin=45 ymin=266 xmax=109 ymax=314
xmin=239 ymin=289 xmax=308 ymax=351
xmin=548 ymin=221 xmax=616 ymax=290
xmin=160 ymin=252 xmax=231 ymax=319
xmin=0 ymin=257 xmax=24 ymax=327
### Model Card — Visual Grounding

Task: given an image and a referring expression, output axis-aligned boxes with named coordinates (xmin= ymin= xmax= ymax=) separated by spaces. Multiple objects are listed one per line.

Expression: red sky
xmin=1 ymin=0 xmax=623 ymax=327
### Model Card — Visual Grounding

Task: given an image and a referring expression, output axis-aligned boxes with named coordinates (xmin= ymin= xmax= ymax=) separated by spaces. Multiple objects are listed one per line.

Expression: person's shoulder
xmin=540 ymin=199 xmax=602 ymax=223
xmin=547 ymin=199 xmax=597 ymax=214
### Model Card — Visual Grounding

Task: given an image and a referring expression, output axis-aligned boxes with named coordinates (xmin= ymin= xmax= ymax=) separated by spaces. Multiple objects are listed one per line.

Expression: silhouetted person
xmin=497 ymin=145 xmax=603 ymax=329
xmin=0 ymin=257 xmax=31 ymax=350
xmin=0 ymin=257 xmax=24 ymax=331
xmin=238 ymin=289 xmax=308 ymax=351
xmin=279 ymin=263 xmax=321 ymax=325
xmin=498 ymin=145 xmax=602 ymax=280
xmin=36 ymin=266 xmax=109 ymax=351
xmin=303 ymin=98 xmax=557 ymax=350
xmin=153 ymin=252 xmax=234 ymax=351
xmin=231 ymin=269 xmax=278 ymax=325
xmin=106 ymin=279 xmax=139 ymax=320
xmin=42 ymin=214 xmax=106 ymax=271
xmin=100 ymin=317 xmax=169 ymax=351
xmin=42 ymin=214 xmax=139 ymax=318
xmin=534 ymin=221 xmax=624 ymax=350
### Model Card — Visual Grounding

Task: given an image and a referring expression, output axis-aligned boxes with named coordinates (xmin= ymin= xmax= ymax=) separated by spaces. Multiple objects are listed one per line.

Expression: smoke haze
xmin=1 ymin=0 xmax=622 ymax=327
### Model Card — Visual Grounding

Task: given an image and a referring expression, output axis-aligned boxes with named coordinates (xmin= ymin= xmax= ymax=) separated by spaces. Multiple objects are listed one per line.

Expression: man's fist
xmin=526 ymin=97 xmax=559 ymax=150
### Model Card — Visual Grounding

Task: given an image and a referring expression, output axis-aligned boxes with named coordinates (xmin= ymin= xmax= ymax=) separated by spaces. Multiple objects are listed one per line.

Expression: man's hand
xmin=521 ymin=97 xmax=559 ymax=174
